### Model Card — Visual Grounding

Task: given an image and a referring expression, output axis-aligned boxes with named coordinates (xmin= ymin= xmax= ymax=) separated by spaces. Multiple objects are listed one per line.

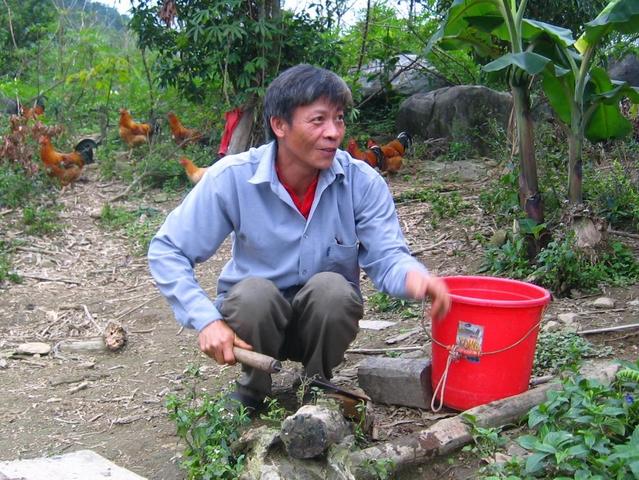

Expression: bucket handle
xmin=422 ymin=300 xmax=547 ymax=412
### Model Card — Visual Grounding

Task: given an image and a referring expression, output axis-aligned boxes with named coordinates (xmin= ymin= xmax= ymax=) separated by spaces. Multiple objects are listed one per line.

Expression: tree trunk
xmin=227 ymin=96 xmax=257 ymax=154
xmin=568 ymin=125 xmax=584 ymax=204
xmin=512 ymin=83 xmax=544 ymax=224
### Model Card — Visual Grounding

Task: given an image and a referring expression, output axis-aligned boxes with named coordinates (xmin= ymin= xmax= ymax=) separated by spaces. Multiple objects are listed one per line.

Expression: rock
xmin=542 ymin=320 xmax=561 ymax=333
xmin=557 ymin=312 xmax=579 ymax=330
xmin=355 ymin=54 xmax=446 ymax=97
xmin=396 ymin=85 xmax=513 ymax=154
xmin=280 ymin=405 xmax=351 ymax=459
xmin=15 ymin=342 xmax=51 ymax=356
xmin=488 ymin=230 xmax=508 ymax=248
xmin=0 ymin=358 xmax=7 ymax=369
xmin=358 ymin=357 xmax=431 ymax=408
xmin=592 ymin=297 xmax=616 ymax=309
xmin=628 ymin=299 xmax=639 ymax=307
xmin=608 ymin=54 xmax=639 ymax=87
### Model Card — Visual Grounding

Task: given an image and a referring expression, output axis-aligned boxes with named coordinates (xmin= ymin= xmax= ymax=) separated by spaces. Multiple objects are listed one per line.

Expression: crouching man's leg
xmin=289 ymin=272 xmax=363 ymax=381
xmin=221 ymin=277 xmax=291 ymax=403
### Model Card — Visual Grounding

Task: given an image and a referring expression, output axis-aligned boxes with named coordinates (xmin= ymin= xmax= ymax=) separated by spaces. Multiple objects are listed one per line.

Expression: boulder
xmin=608 ymin=54 xmax=639 ymax=87
xmin=396 ymin=85 xmax=513 ymax=154
xmin=356 ymin=54 xmax=447 ymax=97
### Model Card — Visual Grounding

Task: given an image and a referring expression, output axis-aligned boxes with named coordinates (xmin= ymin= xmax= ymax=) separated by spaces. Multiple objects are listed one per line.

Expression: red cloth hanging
xmin=218 ymin=108 xmax=243 ymax=156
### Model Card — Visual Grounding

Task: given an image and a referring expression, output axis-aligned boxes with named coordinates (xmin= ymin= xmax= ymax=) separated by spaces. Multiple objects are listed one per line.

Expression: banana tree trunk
xmin=512 ymin=84 xmax=544 ymax=223
xmin=567 ymin=107 xmax=585 ymax=204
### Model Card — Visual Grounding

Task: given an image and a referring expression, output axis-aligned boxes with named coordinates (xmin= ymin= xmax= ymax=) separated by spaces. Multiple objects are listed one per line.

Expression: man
xmin=148 ymin=64 xmax=450 ymax=411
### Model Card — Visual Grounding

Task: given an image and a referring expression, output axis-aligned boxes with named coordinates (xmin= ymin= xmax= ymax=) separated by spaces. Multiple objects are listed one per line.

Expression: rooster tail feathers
xmin=74 ymin=138 xmax=97 ymax=165
xmin=370 ymin=145 xmax=385 ymax=170
xmin=397 ymin=131 xmax=412 ymax=150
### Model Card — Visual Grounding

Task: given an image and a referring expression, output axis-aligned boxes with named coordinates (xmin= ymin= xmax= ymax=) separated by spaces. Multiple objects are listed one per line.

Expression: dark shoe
xmin=225 ymin=390 xmax=264 ymax=414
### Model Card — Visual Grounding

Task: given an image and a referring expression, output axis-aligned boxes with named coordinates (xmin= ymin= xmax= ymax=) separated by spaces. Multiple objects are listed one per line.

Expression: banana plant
xmin=426 ymin=0 xmax=566 ymax=224
xmin=540 ymin=0 xmax=639 ymax=204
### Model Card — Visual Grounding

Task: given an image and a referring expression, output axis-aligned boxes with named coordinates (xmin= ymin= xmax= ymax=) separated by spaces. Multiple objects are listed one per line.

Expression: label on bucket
xmin=456 ymin=322 xmax=484 ymax=362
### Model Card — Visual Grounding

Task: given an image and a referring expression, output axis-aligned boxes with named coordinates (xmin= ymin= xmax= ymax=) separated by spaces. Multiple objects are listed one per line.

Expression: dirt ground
xmin=1 ymin=156 xmax=638 ymax=479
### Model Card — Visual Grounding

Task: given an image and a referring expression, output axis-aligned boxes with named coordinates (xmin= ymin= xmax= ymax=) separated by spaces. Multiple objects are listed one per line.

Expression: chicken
xmin=366 ymin=131 xmax=412 ymax=174
xmin=179 ymin=156 xmax=208 ymax=184
xmin=346 ymin=138 xmax=384 ymax=169
xmin=167 ymin=112 xmax=212 ymax=147
xmin=21 ymin=104 xmax=44 ymax=120
xmin=119 ymin=108 xmax=157 ymax=148
xmin=39 ymin=136 xmax=96 ymax=186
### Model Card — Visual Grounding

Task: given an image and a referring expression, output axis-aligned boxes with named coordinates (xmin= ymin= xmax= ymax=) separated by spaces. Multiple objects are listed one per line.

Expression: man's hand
xmin=405 ymin=271 xmax=451 ymax=320
xmin=198 ymin=320 xmax=253 ymax=365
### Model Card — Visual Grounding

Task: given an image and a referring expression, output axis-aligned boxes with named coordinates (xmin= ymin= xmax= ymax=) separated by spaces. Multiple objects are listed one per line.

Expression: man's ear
xmin=270 ymin=116 xmax=288 ymax=139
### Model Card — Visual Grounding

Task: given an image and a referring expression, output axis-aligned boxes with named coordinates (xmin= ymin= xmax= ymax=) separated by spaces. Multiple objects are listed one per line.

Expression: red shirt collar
xmin=275 ymin=163 xmax=318 ymax=219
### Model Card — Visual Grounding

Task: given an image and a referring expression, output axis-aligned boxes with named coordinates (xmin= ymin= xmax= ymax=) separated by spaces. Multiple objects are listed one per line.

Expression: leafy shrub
xmin=482 ymin=232 xmax=639 ymax=295
xmin=368 ymin=292 xmax=418 ymax=319
xmin=585 ymin=158 xmax=639 ymax=232
xmin=533 ymin=331 xmax=613 ymax=376
xmin=166 ymin=391 xmax=250 ymax=480
xmin=486 ymin=361 xmax=639 ymax=478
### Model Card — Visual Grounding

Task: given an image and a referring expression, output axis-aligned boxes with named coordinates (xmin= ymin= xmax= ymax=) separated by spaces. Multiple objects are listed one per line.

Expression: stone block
xmin=357 ymin=357 xmax=431 ymax=409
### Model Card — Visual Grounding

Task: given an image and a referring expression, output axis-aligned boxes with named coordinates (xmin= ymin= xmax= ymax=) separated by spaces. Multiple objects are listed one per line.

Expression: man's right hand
xmin=198 ymin=320 xmax=253 ymax=365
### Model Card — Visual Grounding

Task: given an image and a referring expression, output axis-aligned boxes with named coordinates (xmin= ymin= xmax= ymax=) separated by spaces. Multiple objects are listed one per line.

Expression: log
xmin=280 ymin=405 xmax=351 ymax=459
xmin=57 ymin=338 xmax=108 ymax=354
xmin=346 ymin=361 xmax=620 ymax=479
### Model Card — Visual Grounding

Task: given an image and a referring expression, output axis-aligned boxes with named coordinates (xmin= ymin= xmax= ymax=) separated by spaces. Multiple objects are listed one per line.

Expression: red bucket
xmin=431 ymin=276 xmax=551 ymax=411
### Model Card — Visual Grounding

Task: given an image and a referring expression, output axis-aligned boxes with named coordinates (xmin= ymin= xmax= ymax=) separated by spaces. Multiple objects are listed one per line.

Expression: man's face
xmin=272 ymin=97 xmax=346 ymax=171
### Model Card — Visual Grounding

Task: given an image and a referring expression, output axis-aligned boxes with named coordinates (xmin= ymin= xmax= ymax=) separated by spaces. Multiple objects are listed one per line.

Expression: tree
xmin=427 ymin=0 xmax=555 ymax=225
xmin=539 ymin=0 xmax=639 ymax=204
xmin=128 ymin=0 xmax=342 ymax=150
xmin=0 ymin=0 xmax=56 ymax=78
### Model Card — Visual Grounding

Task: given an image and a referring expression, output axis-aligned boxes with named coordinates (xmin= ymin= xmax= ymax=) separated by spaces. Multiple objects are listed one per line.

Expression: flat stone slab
xmin=0 ymin=449 xmax=146 ymax=480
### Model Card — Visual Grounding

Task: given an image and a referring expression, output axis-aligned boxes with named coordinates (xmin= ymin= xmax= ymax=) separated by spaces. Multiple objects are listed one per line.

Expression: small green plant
xmin=99 ymin=203 xmax=162 ymax=254
xmin=0 ymin=241 xmax=21 ymax=284
xmin=22 ymin=204 xmax=62 ymax=236
xmin=165 ymin=390 xmax=250 ymax=480
xmin=480 ymin=237 xmax=533 ymax=279
xmin=533 ymin=331 xmax=613 ymax=377
xmin=585 ymin=158 xmax=639 ymax=232
xmin=259 ymin=397 xmax=288 ymax=425
xmin=359 ymin=458 xmax=396 ymax=480
xmin=462 ymin=413 xmax=507 ymax=460
xmin=353 ymin=400 xmax=368 ymax=446
xmin=368 ymin=292 xmax=418 ymax=318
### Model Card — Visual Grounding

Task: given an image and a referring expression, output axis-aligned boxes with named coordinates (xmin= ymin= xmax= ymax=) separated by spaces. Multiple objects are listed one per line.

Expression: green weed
xmin=0 ymin=241 xmax=21 ymax=285
xmin=368 ymin=292 xmax=418 ymax=318
xmin=22 ymin=204 xmax=62 ymax=236
xmin=99 ymin=204 xmax=162 ymax=255
xmin=165 ymin=390 xmax=250 ymax=480
xmin=489 ymin=362 xmax=639 ymax=478
xmin=533 ymin=331 xmax=613 ymax=377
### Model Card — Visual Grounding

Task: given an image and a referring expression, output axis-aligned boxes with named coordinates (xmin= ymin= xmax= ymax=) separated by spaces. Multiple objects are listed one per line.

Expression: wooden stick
xmin=578 ymin=322 xmax=639 ymax=335
xmin=17 ymin=273 xmax=81 ymax=285
xmin=233 ymin=347 xmax=282 ymax=373
xmin=346 ymin=346 xmax=423 ymax=354
xmin=607 ymin=228 xmax=639 ymax=240
xmin=113 ymin=295 xmax=160 ymax=321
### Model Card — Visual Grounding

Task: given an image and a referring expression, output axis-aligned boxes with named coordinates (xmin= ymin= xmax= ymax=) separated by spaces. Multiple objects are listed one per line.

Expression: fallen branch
xmin=578 ymin=322 xmax=639 ymax=335
xmin=17 ymin=273 xmax=81 ymax=285
xmin=607 ymin=228 xmax=639 ymax=240
xmin=108 ymin=171 xmax=150 ymax=202
xmin=346 ymin=346 xmax=423 ymax=354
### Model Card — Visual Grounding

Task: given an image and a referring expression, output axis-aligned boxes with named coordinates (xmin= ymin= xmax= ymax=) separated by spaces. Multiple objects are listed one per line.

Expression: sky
xmin=95 ymin=0 xmax=375 ymax=24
